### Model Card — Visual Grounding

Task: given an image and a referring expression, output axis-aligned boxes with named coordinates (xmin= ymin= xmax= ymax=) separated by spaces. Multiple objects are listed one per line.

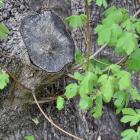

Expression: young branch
xmin=32 ymin=92 xmax=83 ymax=140
xmin=133 ymin=9 xmax=140 ymax=18
xmin=85 ymin=0 xmax=91 ymax=69
xmin=89 ymin=43 xmax=107 ymax=59
xmin=72 ymin=43 xmax=107 ymax=71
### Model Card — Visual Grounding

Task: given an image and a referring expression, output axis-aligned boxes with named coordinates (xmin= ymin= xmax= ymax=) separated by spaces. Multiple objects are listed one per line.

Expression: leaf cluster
xmin=121 ymin=108 xmax=140 ymax=140
xmin=57 ymin=50 xmax=140 ymax=119
xmin=95 ymin=7 xmax=140 ymax=57
xmin=56 ymin=4 xmax=140 ymax=140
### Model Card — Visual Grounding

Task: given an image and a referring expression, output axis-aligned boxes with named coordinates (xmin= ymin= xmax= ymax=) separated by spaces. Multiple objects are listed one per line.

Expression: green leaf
xmin=121 ymin=129 xmax=137 ymax=140
xmin=31 ymin=118 xmax=39 ymax=125
xmin=122 ymin=18 xmax=134 ymax=31
xmin=134 ymin=19 xmax=140 ymax=33
xmin=74 ymin=72 xmax=84 ymax=81
xmin=0 ymin=0 xmax=4 ymax=8
xmin=0 ymin=23 xmax=10 ymax=39
xmin=113 ymin=92 xmax=129 ymax=113
xmin=121 ymin=127 xmax=140 ymax=140
xmin=65 ymin=14 xmax=87 ymax=28
xmin=79 ymin=72 xmax=97 ymax=97
xmin=118 ymin=71 xmax=131 ymax=91
xmin=65 ymin=83 xmax=78 ymax=99
xmin=121 ymin=108 xmax=140 ymax=126
xmin=95 ymin=0 xmax=107 ymax=8
xmin=0 ymin=71 xmax=9 ymax=90
xmin=56 ymin=96 xmax=65 ymax=110
xmin=108 ymin=23 xmax=122 ymax=46
xmin=110 ymin=64 xmax=121 ymax=74
xmin=98 ymin=74 xmax=108 ymax=84
xmin=79 ymin=96 xmax=93 ymax=110
xmin=115 ymin=32 xmax=138 ymax=55
xmin=24 ymin=135 xmax=35 ymax=140
xmin=99 ymin=76 xmax=115 ymax=103
xmin=75 ymin=49 xmax=84 ymax=65
xmin=126 ymin=48 xmax=140 ymax=72
xmin=95 ymin=23 xmax=111 ymax=45
xmin=129 ymin=87 xmax=140 ymax=102
xmin=95 ymin=22 xmax=122 ymax=46
xmin=104 ymin=7 xmax=129 ymax=24
xmin=92 ymin=94 xmax=103 ymax=118
xmin=91 ymin=57 xmax=111 ymax=69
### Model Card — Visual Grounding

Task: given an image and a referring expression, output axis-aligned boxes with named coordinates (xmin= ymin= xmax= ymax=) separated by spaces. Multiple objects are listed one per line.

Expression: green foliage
xmin=0 ymin=1 xmax=10 ymax=40
xmin=24 ymin=135 xmax=35 ymax=140
xmin=118 ymin=71 xmax=131 ymax=91
xmin=95 ymin=0 xmax=107 ymax=8
xmin=56 ymin=96 xmax=65 ymax=110
xmin=32 ymin=118 xmax=40 ymax=125
xmin=121 ymin=108 xmax=140 ymax=126
xmin=0 ymin=0 xmax=4 ymax=8
xmin=104 ymin=7 xmax=129 ymax=24
xmin=75 ymin=49 xmax=84 ymax=65
xmin=95 ymin=6 xmax=139 ymax=56
xmin=79 ymin=72 xmax=97 ymax=97
xmin=0 ymin=23 xmax=10 ymax=39
xmin=57 ymin=4 xmax=140 ymax=140
xmin=95 ymin=22 xmax=122 ymax=46
xmin=121 ymin=127 xmax=140 ymax=140
xmin=115 ymin=32 xmax=138 ymax=55
xmin=65 ymin=83 xmax=78 ymax=99
xmin=134 ymin=19 xmax=140 ymax=33
xmin=98 ymin=75 xmax=115 ymax=102
xmin=121 ymin=108 xmax=140 ymax=140
xmin=79 ymin=95 xmax=93 ymax=110
xmin=0 ymin=71 xmax=9 ymax=90
xmin=65 ymin=14 xmax=87 ymax=28
xmin=126 ymin=48 xmax=140 ymax=72
xmin=92 ymin=94 xmax=103 ymax=118
xmin=113 ymin=92 xmax=129 ymax=114
xmin=129 ymin=87 xmax=140 ymax=102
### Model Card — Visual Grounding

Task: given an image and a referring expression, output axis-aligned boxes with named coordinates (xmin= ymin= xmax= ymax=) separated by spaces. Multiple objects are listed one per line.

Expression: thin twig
xmin=133 ymin=8 xmax=140 ymax=18
xmin=47 ymin=0 xmax=50 ymax=8
xmin=32 ymin=92 xmax=83 ymax=140
xmin=72 ymin=43 xmax=107 ymax=70
xmin=116 ymin=57 xmax=127 ymax=65
xmin=0 ymin=64 xmax=82 ymax=140
xmin=31 ymin=99 xmax=55 ymax=104
xmin=89 ymin=43 xmax=107 ymax=59
xmin=66 ymin=73 xmax=75 ymax=79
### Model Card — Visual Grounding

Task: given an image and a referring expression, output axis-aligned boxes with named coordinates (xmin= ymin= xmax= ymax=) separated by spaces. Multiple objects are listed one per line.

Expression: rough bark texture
xmin=0 ymin=0 xmax=140 ymax=140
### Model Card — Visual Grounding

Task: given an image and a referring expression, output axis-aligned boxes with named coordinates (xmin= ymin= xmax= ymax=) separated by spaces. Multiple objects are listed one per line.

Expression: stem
xmin=72 ymin=44 xmax=107 ymax=71
xmin=133 ymin=9 xmax=140 ymax=18
xmin=93 ymin=58 xmax=110 ymax=66
xmin=85 ymin=0 xmax=91 ymax=70
xmin=89 ymin=44 xmax=107 ymax=59
xmin=32 ymin=92 xmax=83 ymax=140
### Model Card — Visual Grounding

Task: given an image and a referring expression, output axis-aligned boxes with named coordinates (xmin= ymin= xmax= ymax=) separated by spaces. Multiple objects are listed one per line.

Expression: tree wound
xmin=20 ymin=11 xmax=74 ymax=72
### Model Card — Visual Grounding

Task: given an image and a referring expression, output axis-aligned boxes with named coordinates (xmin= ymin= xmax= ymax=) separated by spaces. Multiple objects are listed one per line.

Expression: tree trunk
xmin=0 ymin=0 xmax=139 ymax=140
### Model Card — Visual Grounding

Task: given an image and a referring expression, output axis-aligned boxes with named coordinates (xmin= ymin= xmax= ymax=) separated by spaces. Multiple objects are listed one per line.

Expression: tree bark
xmin=0 ymin=0 xmax=139 ymax=140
